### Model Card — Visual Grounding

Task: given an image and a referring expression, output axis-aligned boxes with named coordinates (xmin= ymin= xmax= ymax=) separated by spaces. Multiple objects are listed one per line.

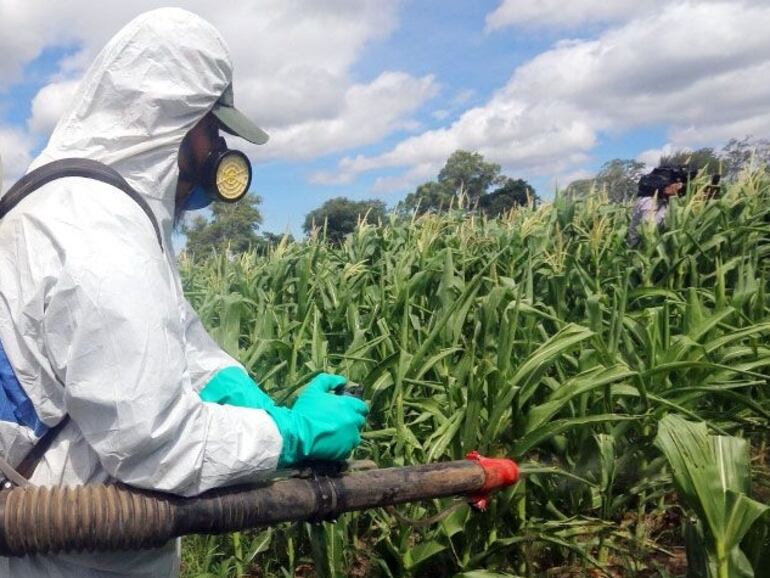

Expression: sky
xmin=1 ymin=0 xmax=770 ymax=236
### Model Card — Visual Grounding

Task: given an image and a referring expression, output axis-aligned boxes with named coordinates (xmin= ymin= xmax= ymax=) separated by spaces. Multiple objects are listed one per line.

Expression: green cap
xmin=212 ymin=84 xmax=269 ymax=145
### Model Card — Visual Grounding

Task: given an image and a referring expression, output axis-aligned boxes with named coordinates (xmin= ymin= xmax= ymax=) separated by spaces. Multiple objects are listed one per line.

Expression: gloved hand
xmin=264 ymin=373 xmax=369 ymax=467
xmin=199 ymin=366 xmax=275 ymax=410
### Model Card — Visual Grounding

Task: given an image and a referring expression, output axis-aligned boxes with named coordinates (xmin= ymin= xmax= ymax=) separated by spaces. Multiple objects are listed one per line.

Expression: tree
xmin=660 ymin=147 xmax=720 ymax=173
xmin=564 ymin=178 xmax=594 ymax=201
xmin=479 ymin=177 xmax=537 ymax=217
xmin=720 ymin=136 xmax=770 ymax=181
xmin=399 ymin=150 xmax=514 ymax=215
xmin=565 ymin=159 xmax=645 ymax=203
xmin=399 ymin=181 xmax=454 ymax=215
xmin=437 ymin=150 xmax=503 ymax=202
xmin=303 ymin=197 xmax=387 ymax=245
xmin=182 ymin=193 xmax=263 ymax=257
xmin=251 ymin=231 xmax=295 ymax=255
xmin=259 ymin=231 xmax=294 ymax=246
xmin=596 ymin=159 xmax=646 ymax=202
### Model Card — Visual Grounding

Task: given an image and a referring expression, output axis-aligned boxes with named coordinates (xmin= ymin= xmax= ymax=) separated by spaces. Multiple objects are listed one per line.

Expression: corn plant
xmin=179 ymin=169 xmax=770 ymax=577
xmin=655 ymin=414 xmax=768 ymax=578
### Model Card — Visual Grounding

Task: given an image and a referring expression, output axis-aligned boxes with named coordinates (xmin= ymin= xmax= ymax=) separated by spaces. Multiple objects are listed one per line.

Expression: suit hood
xmin=28 ymin=8 xmax=232 ymax=247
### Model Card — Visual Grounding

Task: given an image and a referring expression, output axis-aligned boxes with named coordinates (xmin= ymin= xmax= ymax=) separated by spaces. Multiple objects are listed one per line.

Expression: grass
xmin=179 ymin=170 xmax=770 ymax=577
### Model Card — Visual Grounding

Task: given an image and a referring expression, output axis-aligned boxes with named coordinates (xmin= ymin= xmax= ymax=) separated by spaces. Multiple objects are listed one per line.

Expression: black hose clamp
xmin=309 ymin=472 xmax=340 ymax=524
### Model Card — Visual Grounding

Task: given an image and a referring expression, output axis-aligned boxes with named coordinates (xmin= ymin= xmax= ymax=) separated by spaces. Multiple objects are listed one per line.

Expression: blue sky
xmin=2 ymin=0 xmax=769 ymax=237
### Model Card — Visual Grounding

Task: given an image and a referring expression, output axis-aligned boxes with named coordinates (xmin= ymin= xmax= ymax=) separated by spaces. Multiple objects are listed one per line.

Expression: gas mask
xmin=182 ymin=136 xmax=252 ymax=211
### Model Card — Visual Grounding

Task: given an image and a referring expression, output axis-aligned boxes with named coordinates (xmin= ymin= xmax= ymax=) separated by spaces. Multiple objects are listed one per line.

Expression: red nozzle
xmin=465 ymin=451 xmax=520 ymax=511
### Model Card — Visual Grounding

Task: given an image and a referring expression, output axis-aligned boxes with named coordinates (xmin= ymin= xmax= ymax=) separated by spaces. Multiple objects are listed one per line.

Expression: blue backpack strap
xmin=0 ymin=158 xmax=163 ymax=250
xmin=0 ymin=340 xmax=70 ymax=481
xmin=0 ymin=342 xmax=47 ymax=437
xmin=0 ymin=339 xmax=57 ymax=485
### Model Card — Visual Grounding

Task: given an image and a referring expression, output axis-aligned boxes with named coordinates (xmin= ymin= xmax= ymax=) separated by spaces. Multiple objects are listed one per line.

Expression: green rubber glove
xmin=199 ymin=366 xmax=275 ymax=410
xmin=264 ymin=373 xmax=369 ymax=467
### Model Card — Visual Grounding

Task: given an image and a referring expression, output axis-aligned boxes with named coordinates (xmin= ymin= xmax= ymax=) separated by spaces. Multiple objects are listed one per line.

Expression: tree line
xmin=182 ymin=136 xmax=770 ymax=257
xmin=183 ymin=149 xmax=538 ymax=256
xmin=566 ymin=136 xmax=770 ymax=202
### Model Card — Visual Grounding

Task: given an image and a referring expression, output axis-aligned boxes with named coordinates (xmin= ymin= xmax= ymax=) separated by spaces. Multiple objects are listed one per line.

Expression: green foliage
xmin=567 ymin=138 xmax=770 ymax=204
xmin=656 ymin=415 xmax=768 ymax=578
xmin=182 ymin=194 xmax=263 ymax=258
xmin=400 ymin=181 xmax=454 ymax=215
xmin=180 ymin=170 xmax=770 ymax=577
xmin=721 ymin=137 xmax=770 ymax=181
xmin=437 ymin=150 xmax=502 ymax=202
xmin=479 ymin=178 xmax=537 ymax=218
xmin=567 ymin=158 xmax=646 ymax=202
xmin=400 ymin=150 xmax=534 ymax=215
xmin=303 ymin=196 xmax=387 ymax=245
xmin=660 ymin=147 xmax=721 ymax=173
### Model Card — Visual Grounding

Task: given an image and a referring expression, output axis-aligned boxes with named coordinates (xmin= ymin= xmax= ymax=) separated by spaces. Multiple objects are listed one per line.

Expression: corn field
xmin=179 ymin=171 xmax=770 ymax=578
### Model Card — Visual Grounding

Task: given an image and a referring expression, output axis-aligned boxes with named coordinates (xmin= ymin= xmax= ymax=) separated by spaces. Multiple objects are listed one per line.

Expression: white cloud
xmin=371 ymin=163 xmax=435 ymax=195
xmin=484 ymin=0 xmax=741 ymax=31
xmin=6 ymin=0 xmax=770 ymax=198
xmin=485 ymin=0 xmax=658 ymax=31
xmin=259 ymin=72 xmax=438 ymax=161
xmin=0 ymin=2 xmax=161 ymax=88
xmin=426 ymin=89 xmax=476 ymax=123
xmin=637 ymin=144 xmax=677 ymax=169
xmin=325 ymin=1 xmax=770 ymax=190
xmin=327 ymin=98 xmax=596 ymax=186
xmin=0 ymin=127 xmax=34 ymax=191
xmin=213 ymin=0 xmax=402 ymax=128
xmin=452 ymin=88 xmax=475 ymax=105
xmin=2 ymin=0 xmax=433 ymax=165
xmin=28 ymin=80 xmax=80 ymax=135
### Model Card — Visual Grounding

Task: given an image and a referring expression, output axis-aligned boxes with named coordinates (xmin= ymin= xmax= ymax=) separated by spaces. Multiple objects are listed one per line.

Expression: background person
xmin=627 ymin=165 xmax=686 ymax=246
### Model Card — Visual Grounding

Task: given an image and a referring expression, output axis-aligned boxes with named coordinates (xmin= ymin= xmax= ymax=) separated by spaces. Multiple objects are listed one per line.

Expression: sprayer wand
xmin=0 ymin=452 xmax=519 ymax=557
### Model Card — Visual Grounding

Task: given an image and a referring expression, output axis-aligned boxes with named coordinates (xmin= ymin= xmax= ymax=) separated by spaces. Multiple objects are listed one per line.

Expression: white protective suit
xmin=627 ymin=196 xmax=668 ymax=246
xmin=0 ymin=8 xmax=282 ymax=577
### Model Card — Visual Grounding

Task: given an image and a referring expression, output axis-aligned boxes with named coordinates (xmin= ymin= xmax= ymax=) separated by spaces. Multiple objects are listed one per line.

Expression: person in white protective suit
xmin=0 ymin=8 xmax=368 ymax=577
